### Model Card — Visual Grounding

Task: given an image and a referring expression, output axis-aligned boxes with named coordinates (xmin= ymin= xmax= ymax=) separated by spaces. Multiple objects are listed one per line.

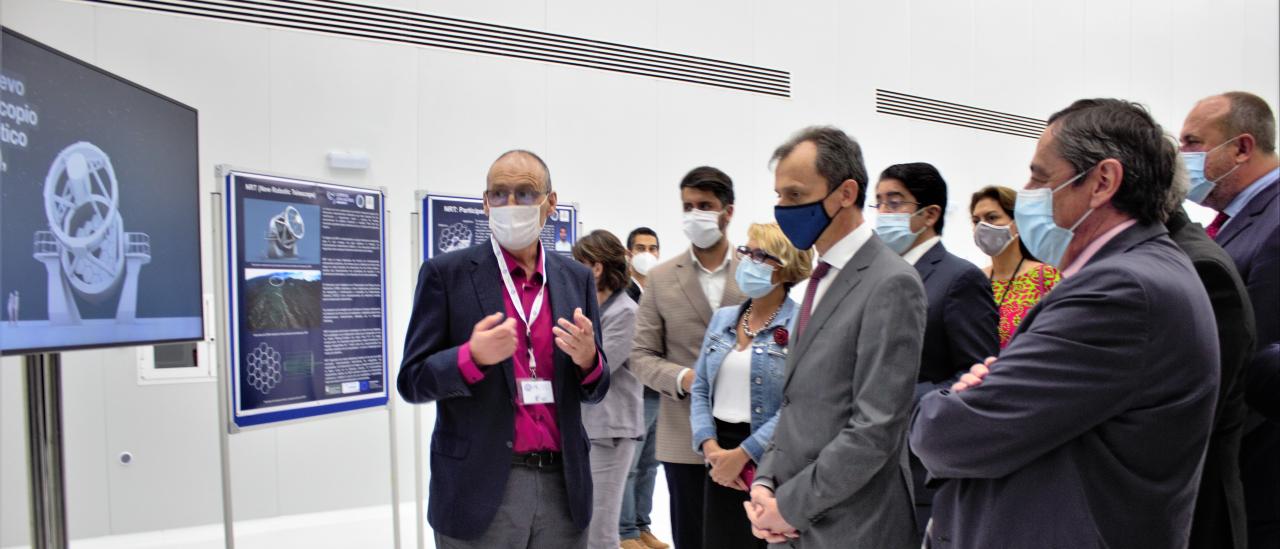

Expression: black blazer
xmin=913 ymin=243 xmax=1000 ymax=391
xmin=625 ymin=279 xmax=643 ymax=304
xmin=1169 ymin=208 xmax=1254 ymax=549
xmin=397 ymin=240 xmax=609 ymax=540
xmin=1213 ymin=178 xmax=1280 ymax=540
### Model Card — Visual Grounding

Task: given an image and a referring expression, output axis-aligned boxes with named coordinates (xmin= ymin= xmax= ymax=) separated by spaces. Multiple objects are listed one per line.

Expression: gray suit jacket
xmin=757 ymin=234 xmax=926 ymax=548
xmin=631 ymin=249 xmax=746 ymax=464
xmin=911 ymin=222 xmax=1220 ymax=548
xmin=584 ymin=291 xmax=644 ymax=440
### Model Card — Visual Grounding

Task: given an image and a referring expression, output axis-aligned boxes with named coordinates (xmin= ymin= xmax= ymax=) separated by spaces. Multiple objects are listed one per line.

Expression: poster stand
xmin=409 ymin=209 xmax=426 ymax=549
xmin=210 ymin=168 xmax=400 ymax=549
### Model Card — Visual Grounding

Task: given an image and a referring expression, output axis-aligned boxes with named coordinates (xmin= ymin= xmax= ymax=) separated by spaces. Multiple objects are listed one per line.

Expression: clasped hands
xmin=702 ymin=440 xmax=750 ymax=492
xmin=469 ymin=309 xmax=597 ymax=371
xmin=744 ymin=485 xmax=799 ymax=542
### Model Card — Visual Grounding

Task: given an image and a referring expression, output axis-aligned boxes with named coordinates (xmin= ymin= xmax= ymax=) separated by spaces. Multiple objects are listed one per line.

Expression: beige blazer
xmin=631 ymin=248 xmax=746 ymax=464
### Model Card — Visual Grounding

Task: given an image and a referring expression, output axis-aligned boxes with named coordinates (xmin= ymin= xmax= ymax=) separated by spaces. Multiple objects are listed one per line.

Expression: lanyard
xmin=491 ymin=238 xmax=547 ymax=378
xmin=996 ymin=256 xmax=1026 ymax=308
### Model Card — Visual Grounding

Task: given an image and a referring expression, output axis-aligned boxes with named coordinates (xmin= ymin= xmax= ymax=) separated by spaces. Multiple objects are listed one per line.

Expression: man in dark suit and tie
xmin=398 ymin=150 xmax=609 ymax=549
xmin=1180 ymin=91 xmax=1280 ymax=548
xmin=911 ymin=99 xmax=1220 ymax=548
xmin=872 ymin=162 xmax=1000 ymax=536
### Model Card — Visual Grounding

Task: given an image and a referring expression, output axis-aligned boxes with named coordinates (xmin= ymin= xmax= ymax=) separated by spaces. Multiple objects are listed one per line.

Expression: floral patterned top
xmin=991 ymin=264 xmax=1062 ymax=348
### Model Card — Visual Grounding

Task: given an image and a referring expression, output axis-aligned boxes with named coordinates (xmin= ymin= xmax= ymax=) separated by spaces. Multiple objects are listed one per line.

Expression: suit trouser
xmin=1243 ymin=419 xmax=1280 ymax=549
xmin=587 ymin=437 xmax=638 ymax=549
xmin=435 ymin=464 xmax=586 ymax=549
xmin=664 ymin=461 xmax=707 ymax=549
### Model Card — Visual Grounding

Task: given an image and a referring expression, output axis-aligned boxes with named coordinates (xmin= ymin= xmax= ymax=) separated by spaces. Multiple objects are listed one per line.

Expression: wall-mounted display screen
xmin=0 ymin=28 xmax=204 ymax=354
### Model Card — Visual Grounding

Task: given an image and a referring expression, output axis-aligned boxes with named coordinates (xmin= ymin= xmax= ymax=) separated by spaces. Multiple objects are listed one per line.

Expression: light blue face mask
xmin=1014 ymin=168 xmax=1095 ymax=268
xmin=875 ymin=208 xmax=928 ymax=255
xmin=1181 ymin=135 xmax=1242 ymax=204
xmin=734 ymin=260 xmax=778 ymax=299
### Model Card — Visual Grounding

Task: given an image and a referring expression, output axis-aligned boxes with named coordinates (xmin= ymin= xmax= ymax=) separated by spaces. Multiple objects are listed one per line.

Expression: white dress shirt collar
xmin=819 ymin=221 xmax=873 ymax=271
xmin=902 ymin=236 xmax=942 ymax=266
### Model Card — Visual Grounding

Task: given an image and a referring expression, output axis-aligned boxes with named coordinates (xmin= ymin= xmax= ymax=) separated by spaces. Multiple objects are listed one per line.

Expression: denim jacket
xmin=690 ymin=297 xmax=796 ymax=462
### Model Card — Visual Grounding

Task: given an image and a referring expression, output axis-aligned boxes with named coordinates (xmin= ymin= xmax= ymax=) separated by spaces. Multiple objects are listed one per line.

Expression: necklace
xmin=996 ymin=256 xmax=1026 ymax=307
xmin=741 ymin=303 xmax=781 ymax=338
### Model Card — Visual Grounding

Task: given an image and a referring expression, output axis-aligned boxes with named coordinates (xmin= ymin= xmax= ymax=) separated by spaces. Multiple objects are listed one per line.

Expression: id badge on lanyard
xmin=493 ymin=239 xmax=555 ymax=406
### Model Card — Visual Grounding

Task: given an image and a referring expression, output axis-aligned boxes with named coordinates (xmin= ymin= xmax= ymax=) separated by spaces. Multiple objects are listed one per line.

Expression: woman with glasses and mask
xmin=969 ymin=185 xmax=1062 ymax=348
xmin=572 ymin=230 xmax=645 ymax=549
xmin=688 ymin=222 xmax=811 ymax=549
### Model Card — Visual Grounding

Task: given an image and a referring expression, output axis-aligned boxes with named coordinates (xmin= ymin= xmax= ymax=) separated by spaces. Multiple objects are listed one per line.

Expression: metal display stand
xmin=209 ymin=173 xmax=401 ymax=549
xmin=24 ymin=352 xmax=69 ymax=549
xmin=409 ymin=209 xmax=427 ymax=549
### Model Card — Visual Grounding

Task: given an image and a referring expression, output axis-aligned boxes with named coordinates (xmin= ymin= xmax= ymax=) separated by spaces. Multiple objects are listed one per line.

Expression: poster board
xmin=221 ymin=168 xmax=389 ymax=429
xmin=419 ymin=192 xmax=578 ymax=261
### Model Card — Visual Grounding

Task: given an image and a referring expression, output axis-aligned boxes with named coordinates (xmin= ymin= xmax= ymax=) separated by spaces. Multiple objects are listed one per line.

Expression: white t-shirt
xmin=712 ymin=346 xmax=753 ymax=424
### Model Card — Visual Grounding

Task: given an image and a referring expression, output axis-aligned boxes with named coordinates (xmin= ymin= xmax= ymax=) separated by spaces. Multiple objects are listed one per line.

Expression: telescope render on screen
xmin=0 ymin=28 xmax=204 ymax=354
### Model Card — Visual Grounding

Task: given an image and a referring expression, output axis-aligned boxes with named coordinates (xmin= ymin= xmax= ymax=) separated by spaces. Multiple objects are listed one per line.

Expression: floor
xmin=5 ymin=475 xmax=674 ymax=549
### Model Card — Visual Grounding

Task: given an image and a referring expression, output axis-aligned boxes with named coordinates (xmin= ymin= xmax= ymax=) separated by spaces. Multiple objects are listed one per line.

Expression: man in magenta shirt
xmin=398 ymin=150 xmax=609 ymax=548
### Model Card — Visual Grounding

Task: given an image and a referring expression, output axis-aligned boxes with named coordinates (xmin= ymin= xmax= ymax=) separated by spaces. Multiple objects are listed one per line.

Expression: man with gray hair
xmin=1180 ymin=90 xmax=1280 ymax=548
xmin=911 ymin=99 xmax=1219 ymax=547
xmin=745 ymin=126 xmax=926 ymax=548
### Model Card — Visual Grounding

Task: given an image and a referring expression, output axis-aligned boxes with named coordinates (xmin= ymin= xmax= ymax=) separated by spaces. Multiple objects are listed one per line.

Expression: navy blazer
xmin=397 ymin=240 xmax=609 ymax=540
xmin=1169 ymin=208 xmax=1254 ymax=549
xmin=913 ymin=242 xmax=1000 ymax=391
xmin=1214 ymin=178 xmax=1280 ymax=538
xmin=908 ymin=243 xmax=999 ymax=523
xmin=911 ymin=222 xmax=1220 ymax=548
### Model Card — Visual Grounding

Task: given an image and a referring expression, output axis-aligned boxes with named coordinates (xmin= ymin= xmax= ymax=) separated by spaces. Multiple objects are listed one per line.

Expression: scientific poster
xmin=420 ymin=193 xmax=578 ymax=261
xmin=224 ymin=169 xmax=388 ymax=428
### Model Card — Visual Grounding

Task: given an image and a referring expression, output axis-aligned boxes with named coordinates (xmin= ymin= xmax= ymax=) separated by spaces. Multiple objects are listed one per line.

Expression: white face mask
xmin=488 ymin=202 xmax=545 ymax=250
xmin=683 ymin=209 xmax=723 ymax=249
xmin=630 ymin=252 xmax=659 ymax=276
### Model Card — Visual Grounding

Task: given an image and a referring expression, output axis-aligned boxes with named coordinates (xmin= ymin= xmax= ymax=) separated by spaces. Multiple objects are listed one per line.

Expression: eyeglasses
xmin=735 ymin=245 xmax=784 ymax=266
xmin=484 ymin=186 xmax=547 ymax=207
xmin=869 ymin=198 xmax=920 ymax=213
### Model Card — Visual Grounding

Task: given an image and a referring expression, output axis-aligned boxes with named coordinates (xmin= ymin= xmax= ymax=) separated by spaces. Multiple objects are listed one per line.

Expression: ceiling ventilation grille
xmin=875 ymin=89 xmax=1045 ymax=139
xmin=85 ymin=0 xmax=791 ymax=97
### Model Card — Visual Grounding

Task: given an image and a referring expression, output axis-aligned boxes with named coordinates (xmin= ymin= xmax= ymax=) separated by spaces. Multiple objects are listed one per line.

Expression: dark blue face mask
xmin=774 ymin=184 xmax=842 ymax=251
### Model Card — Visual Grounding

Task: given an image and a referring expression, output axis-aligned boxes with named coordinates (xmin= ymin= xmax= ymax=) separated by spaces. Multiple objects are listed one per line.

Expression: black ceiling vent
xmin=875 ymin=89 xmax=1045 ymax=139
xmin=83 ymin=0 xmax=791 ymax=97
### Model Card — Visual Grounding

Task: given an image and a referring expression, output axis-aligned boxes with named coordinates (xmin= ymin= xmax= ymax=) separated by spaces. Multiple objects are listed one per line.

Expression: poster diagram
xmin=0 ymin=29 xmax=204 ymax=354
xmin=420 ymin=193 xmax=578 ymax=261
xmin=224 ymin=169 xmax=388 ymax=429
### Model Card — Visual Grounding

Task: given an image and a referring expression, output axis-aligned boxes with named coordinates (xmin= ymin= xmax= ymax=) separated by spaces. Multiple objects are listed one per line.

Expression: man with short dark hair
xmin=618 ymin=225 xmax=669 ymax=549
xmin=631 ymin=167 xmax=746 ymax=549
xmin=1181 ymin=90 xmax=1280 ymax=548
xmin=399 ymin=150 xmax=609 ymax=549
xmin=625 ymin=227 xmax=660 ymax=303
xmin=745 ymin=126 xmax=926 ymax=548
xmin=911 ymin=99 xmax=1220 ymax=548
xmin=873 ymin=162 xmax=999 ymax=536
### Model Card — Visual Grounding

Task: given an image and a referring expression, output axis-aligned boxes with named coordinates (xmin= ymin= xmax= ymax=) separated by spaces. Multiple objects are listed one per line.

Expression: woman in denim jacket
xmin=689 ymin=222 xmax=812 ymax=549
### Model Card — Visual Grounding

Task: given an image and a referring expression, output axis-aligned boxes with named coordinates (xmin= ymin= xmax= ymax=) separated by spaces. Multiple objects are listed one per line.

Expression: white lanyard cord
xmin=491 ymin=239 xmax=547 ymax=378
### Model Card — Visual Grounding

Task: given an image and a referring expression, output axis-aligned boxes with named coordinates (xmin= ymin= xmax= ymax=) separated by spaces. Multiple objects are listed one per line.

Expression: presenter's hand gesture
xmin=469 ymin=312 xmax=518 ymax=366
xmin=553 ymin=307 xmax=597 ymax=372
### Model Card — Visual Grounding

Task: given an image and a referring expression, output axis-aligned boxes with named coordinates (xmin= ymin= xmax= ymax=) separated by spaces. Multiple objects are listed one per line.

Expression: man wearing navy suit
xmin=911 ymin=99 xmax=1220 ymax=548
xmin=398 ymin=150 xmax=609 ymax=548
xmin=1181 ymin=91 xmax=1280 ymax=548
xmin=872 ymin=162 xmax=999 ymax=536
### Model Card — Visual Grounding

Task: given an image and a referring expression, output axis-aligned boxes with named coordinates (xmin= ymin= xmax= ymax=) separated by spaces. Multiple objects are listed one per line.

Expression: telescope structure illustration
xmin=266 ymin=205 xmax=305 ymax=259
xmin=33 ymin=141 xmax=150 ymax=325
